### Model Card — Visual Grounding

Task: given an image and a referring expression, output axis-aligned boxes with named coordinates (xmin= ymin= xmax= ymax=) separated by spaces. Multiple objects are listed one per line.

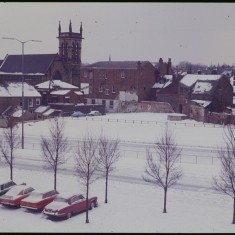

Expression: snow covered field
xmin=0 ymin=112 xmax=234 ymax=233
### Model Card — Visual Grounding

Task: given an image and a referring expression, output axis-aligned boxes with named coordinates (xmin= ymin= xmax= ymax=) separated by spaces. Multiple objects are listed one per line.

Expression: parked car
xmin=0 ymin=180 xmax=17 ymax=196
xmin=71 ymin=111 xmax=86 ymax=117
xmin=43 ymin=193 xmax=98 ymax=219
xmin=87 ymin=110 xmax=102 ymax=116
xmin=20 ymin=189 xmax=59 ymax=211
xmin=0 ymin=185 xmax=35 ymax=207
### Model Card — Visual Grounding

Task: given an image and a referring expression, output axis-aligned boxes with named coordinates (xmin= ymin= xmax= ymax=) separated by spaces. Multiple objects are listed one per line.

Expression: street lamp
xmin=2 ymin=37 xmax=42 ymax=149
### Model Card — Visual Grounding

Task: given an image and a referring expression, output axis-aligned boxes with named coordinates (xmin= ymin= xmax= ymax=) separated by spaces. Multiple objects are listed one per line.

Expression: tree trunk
xmin=233 ymin=197 xmax=235 ymax=224
xmin=86 ymin=166 xmax=89 ymax=223
xmin=54 ymin=167 xmax=57 ymax=190
xmin=10 ymin=150 xmax=13 ymax=180
xmin=163 ymin=188 xmax=167 ymax=213
xmin=10 ymin=164 xmax=13 ymax=180
xmin=105 ymin=170 xmax=108 ymax=203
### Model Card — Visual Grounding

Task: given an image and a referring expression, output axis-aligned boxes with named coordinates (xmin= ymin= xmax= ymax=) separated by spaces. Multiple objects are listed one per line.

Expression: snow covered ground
xmin=0 ymin=112 xmax=234 ymax=232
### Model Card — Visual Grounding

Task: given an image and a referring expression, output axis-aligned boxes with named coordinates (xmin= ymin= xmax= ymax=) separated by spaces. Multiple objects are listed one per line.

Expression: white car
xmin=87 ymin=111 xmax=102 ymax=116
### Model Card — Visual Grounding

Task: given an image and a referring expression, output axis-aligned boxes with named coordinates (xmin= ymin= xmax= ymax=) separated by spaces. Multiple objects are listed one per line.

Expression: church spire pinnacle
xmin=69 ymin=20 xmax=72 ymax=33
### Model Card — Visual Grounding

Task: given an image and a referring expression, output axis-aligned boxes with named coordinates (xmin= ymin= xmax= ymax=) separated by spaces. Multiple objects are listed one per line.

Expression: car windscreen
xmin=54 ymin=197 xmax=67 ymax=203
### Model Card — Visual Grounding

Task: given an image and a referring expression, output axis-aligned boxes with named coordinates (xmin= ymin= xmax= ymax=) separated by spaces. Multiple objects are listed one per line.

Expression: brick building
xmin=80 ymin=61 xmax=156 ymax=113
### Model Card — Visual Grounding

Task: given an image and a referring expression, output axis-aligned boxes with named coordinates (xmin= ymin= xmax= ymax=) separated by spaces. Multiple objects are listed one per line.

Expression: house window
xmin=65 ymin=96 xmax=70 ymax=103
xmin=84 ymin=71 xmax=88 ymax=78
xmin=36 ymin=98 xmax=40 ymax=106
xmin=104 ymin=73 xmax=108 ymax=79
xmin=99 ymin=85 xmax=103 ymax=92
xmin=121 ymin=70 xmax=125 ymax=78
xmin=110 ymin=100 xmax=114 ymax=109
xmin=102 ymin=100 xmax=106 ymax=106
xmin=89 ymin=85 xmax=93 ymax=94
xmin=28 ymin=98 xmax=33 ymax=107
xmin=105 ymin=89 xmax=110 ymax=95
xmin=92 ymin=99 xmax=95 ymax=104
xmin=112 ymin=85 xmax=116 ymax=93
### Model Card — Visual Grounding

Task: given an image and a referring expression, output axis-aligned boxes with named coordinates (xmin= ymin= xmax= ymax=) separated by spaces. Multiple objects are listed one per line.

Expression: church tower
xmin=57 ymin=20 xmax=84 ymax=87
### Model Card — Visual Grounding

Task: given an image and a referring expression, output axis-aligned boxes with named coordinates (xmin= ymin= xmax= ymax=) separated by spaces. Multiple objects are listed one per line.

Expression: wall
xmin=137 ymin=101 xmax=174 ymax=113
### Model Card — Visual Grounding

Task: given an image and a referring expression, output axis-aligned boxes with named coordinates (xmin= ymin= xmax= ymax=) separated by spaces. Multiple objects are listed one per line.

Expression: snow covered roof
xmin=74 ymin=91 xmax=83 ymax=95
xmin=50 ymin=90 xmax=70 ymax=96
xmin=34 ymin=106 xmax=50 ymax=114
xmin=191 ymin=99 xmax=212 ymax=108
xmin=42 ymin=109 xmax=61 ymax=116
xmin=11 ymin=108 xmax=26 ymax=117
xmin=0 ymin=82 xmax=41 ymax=97
xmin=192 ymin=81 xmax=213 ymax=94
xmin=35 ymin=80 xmax=78 ymax=90
xmin=152 ymin=75 xmax=173 ymax=89
xmin=180 ymin=74 xmax=222 ymax=87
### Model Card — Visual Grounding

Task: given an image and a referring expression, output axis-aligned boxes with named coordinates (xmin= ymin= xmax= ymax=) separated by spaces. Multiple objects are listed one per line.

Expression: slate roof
xmin=82 ymin=61 xmax=150 ymax=69
xmin=0 ymin=54 xmax=58 ymax=74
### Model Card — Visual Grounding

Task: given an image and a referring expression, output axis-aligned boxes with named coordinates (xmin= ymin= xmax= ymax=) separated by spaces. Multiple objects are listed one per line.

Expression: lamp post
xmin=2 ymin=37 xmax=42 ymax=149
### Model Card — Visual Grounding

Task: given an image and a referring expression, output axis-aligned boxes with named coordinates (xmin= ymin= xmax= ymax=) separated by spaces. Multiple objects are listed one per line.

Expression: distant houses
xmin=0 ymin=20 xmax=235 ymax=125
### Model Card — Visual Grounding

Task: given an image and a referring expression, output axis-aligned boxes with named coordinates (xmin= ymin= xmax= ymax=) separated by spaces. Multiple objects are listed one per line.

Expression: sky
xmin=0 ymin=112 xmax=234 ymax=232
xmin=1 ymin=2 xmax=235 ymax=66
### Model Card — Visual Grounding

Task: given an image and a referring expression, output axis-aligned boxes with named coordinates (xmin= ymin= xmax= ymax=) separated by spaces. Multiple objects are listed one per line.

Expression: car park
xmin=0 ymin=185 xmax=35 ymax=207
xmin=0 ymin=180 xmax=17 ymax=196
xmin=43 ymin=193 xmax=98 ymax=219
xmin=20 ymin=189 xmax=59 ymax=211
xmin=87 ymin=110 xmax=102 ymax=116
xmin=71 ymin=111 xmax=86 ymax=117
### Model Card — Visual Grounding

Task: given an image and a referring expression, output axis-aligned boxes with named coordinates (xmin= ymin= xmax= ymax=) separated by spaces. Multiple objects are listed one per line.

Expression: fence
xmin=66 ymin=116 xmax=226 ymax=129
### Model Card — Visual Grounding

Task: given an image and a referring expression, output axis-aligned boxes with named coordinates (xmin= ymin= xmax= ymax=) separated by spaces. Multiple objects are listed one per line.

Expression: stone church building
xmin=0 ymin=20 xmax=83 ymax=88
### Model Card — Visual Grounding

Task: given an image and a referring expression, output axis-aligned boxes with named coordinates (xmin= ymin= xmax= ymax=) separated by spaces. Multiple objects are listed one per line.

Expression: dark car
xmin=20 ymin=189 xmax=59 ymax=211
xmin=71 ymin=111 xmax=86 ymax=117
xmin=0 ymin=181 xmax=17 ymax=196
xmin=43 ymin=193 xmax=98 ymax=219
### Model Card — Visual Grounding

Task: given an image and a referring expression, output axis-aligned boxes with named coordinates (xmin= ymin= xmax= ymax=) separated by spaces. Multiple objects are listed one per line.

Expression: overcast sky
xmin=1 ymin=2 xmax=235 ymax=66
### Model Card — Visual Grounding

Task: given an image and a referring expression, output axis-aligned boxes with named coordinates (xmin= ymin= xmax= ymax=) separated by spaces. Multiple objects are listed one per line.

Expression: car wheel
xmin=90 ymin=202 xmax=95 ymax=210
xmin=66 ymin=212 xmax=72 ymax=219
xmin=95 ymin=201 xmax=98 ymax=207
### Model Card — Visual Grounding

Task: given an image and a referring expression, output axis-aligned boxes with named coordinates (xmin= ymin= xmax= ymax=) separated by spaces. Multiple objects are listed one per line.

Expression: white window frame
xmin=105 ymin=89 xmax=110 ymax=95
xmin=121 ymin=70 xmax=125 ymax=78
xmin=110 ymin=100 xmax=114 ymax=109
xmin=112 ymin=85 xmax=116 ymax=93
xmin=36 ymin=98 xmax=40 ymax=106
xmin=28 ymin=98 xmax=33 ymax=108
xmin=99 ymin=85 xmax=103 ymax=93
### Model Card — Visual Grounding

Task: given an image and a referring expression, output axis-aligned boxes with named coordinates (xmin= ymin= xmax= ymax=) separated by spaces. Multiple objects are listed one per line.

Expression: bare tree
xmin=212 ymin=124 xmax=235 ymax=224
xmin=74 ymin=132 xmax=99 ymax=223
xmin=143 ymin=124 xmax=182 ymax=213
xmin=0 ymin=118 xmax=20 ymax=180
xmin=98 ymin=133 xmax=120 ymax=203
xmin=41 ymin=117 xmax=68 ymax=190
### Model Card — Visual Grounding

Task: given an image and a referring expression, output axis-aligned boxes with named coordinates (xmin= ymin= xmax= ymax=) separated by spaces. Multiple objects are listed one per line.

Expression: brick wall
xmin=137 ymin=101 xmax=174 ymax=113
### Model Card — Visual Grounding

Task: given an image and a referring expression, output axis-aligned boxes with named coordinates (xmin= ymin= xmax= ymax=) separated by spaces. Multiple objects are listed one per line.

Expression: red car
xmin=0 ymin=185 xmax=35 ymax=207
xmin=43 ymin=193 xmax=98 ymax=219
xmin=20 ymin=189 xmax=59 ymax=211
